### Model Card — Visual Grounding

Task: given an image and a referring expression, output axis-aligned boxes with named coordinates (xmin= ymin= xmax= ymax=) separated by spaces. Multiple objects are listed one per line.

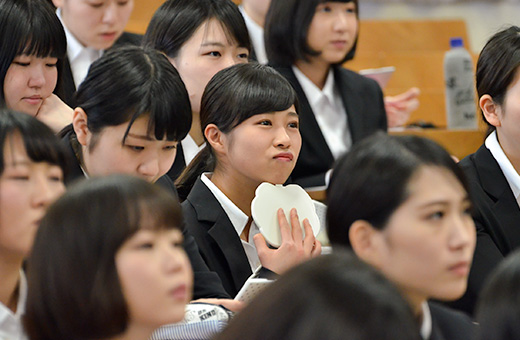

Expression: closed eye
xmin=164 ymin=145 xmax=177 ymax=151
xmin=127 ymin=145 xmax=144 ymax=152
xmin=13 ymin=62 xmax=29 ymax=67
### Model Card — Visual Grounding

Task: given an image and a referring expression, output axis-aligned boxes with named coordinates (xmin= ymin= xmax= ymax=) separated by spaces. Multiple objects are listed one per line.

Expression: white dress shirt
xmin=0 ymin=271 xmax=28 ymax=340
xmin=57 ymin=9 xmax=103 ymax=88
xmin=420 ymin=302 xmax=433 ymax=340
xmin=201 ymin=173 xmax=261 ymax=272
xmin=239 ymin=6 xmax=268 ymax=65
xmin=485 ymin=130 xmax=520 ymax=207
xmin=293 ymin=65 xmax=352 ymax=160
xmin=181 ymin=134 xmax=206 ymax=167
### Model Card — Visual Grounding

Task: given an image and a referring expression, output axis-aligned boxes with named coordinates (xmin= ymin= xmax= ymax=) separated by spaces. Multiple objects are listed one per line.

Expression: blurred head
xmin=327 ymin=133 xmax=476 ymax=309
xmin=240 ymin=0 xmax=271 ymax=26
xmin=143 ymin=0 xmax=251 ymax=114
xmin=52 ymin=0 xmax=133 ymax=50
xmin=476 ymin=25 xmax=520 ymax=154
xmin=0 ymin=0 xmax=66 ymax=116
xmin=215 ymin=250 xmax=421 ymax=340
xmin=24 ymin=175 xmax=192 ymax=340
xmin=71 ymin=46 xmax=191 ymax=183
xmin=176 ymin=63 xmax=300 ymax=196
xmin=476 ymin=250 xmax=520 ymax=340
xmin=0 ymin=109 xmax=66 ymax=260
xmin=265 ymin=0 xmax=358 ymax=67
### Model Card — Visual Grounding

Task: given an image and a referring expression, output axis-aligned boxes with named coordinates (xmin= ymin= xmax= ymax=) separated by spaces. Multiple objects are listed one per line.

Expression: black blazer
xmin=60 ymin=127 xmax=230 ymax=299
xmin=429 ymin=302 xmax=477 ymax=340
xmin=447 ymin=144 xmax=520 ymax=315
xmin=271 ymin=64 xmax=387 ymax=187
xmin=61 ymin=32 xmax=142 ymax=107
xmin=182 ymin=177 xmax=253 ymax=297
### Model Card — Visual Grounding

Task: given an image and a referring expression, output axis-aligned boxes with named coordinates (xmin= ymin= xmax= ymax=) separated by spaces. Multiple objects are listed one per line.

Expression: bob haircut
xmin=265 ymin=0 xmax=358 ymax=67
xmin=0 ymin=109 xmax=67 ymax=175
xmin=476 ymin=250 xmax=520 ymax=340
xmin=327 ymin=132 xmax=470 ymax=247
xmin=0 ymin=0 xmax=66 ymax=104
xmin=72 ymin=45 xmax=192 ymax=143
xmin=215 ymin=249 xmax=421 ymax=340
xmin=143 ymin=0 xmax=251 ymax=59
xmin=176 ymin=63 xmax=299 ymax=197
xmin=476 ymin=25 xmax=520 ymax=130
xmin=24 ymin=175 xmax=184 ymax=340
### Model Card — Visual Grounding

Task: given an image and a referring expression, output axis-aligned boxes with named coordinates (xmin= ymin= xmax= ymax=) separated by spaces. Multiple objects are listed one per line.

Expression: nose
xmin=28 ymin=65 xmax=46 ymax=88
xmin=274 ymin=126 xmax=291 ymax=149
xmin=448 ymin=214 xmax=476 ymax=251
xmin=137 ymin=153 xmax=161 ymax=181
xmin=101 ymin=3 xmax=117 ymax=25
xmin=333 ymin=11 xmax=349 ymax=32
xmin=31 ymin=176 xmax=63 ymax=209
xmin=162 ymin=245 xmax=186 ymax=274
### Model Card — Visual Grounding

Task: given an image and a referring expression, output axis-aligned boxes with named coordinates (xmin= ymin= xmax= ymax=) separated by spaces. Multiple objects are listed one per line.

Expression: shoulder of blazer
xmin=428 ymin=302 xmax=477 ymax=340
xmin=459 ymin=143 xmax=510 ymax=201
xmin=183 ymin=177 xmax=225 ymax=223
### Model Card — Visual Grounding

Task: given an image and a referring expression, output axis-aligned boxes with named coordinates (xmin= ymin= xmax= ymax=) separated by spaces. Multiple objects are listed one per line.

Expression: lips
xmin=331 ymin=40 xmax=348 ymax=49
xmin=449 ymin=261 xmax=470 ymax=277
xmin=273 ymin=152 xmax=293 ymax=161
xmin=23 ymin=95 xmax=42 ymax=105
xmin=100 ymin=32 xmax=117 ymax=41
xmin=170 ymin=284 xmax=188 ymax=301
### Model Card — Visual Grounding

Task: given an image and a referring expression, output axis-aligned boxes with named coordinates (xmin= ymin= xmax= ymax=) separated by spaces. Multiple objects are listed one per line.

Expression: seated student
xmin=215 ymin=250 xmax=421 ymax=340
xmin=177 ymin=63 xmax=321 ymax=297
xmin=265 ymin=0 xmax=387 ymax=188
xmin=475 ymin=250 xmax=520 ymax=340
xmin=0 ymin=110 xmax=67 ymax=340
xmin=51 ymin=0 xmax=139 ymax=107
xmin=450 ymin=26 xmax=520 ymax=316
xmin=327 ymin=133 xmax=477 ymax=340
xmin=0 ymin=0 xmax=72 ymax=132
xmin=60 ymin=45 xmax=236 ymax=305
xmin=143 ymin=0 xmax=251 ymax=182
xmin=24 ymin=175 xmax=192 ymax=340
xmin=239 ymin=0 xmax=419 ymax=127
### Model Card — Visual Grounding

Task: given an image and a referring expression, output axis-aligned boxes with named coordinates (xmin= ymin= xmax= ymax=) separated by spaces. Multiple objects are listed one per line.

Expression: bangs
xmin=22 ymin=130 xmax=67 ymax=169
xmin=213 ymin=10 xmax=251 ymax=52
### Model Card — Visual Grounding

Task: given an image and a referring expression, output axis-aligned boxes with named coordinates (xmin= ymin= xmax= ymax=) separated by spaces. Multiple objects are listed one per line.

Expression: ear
xmin=72 ymin=107 xmax=90 ymax=147
xmin=51 ymin=0 xmax=63 ymax=8
xmin=349 ymin=220 xmax=385 ymax=268
xmin=480 ymin=94 xmax=502 ymax=128
xmin=204 ymin=124 xmax=226 ymax=155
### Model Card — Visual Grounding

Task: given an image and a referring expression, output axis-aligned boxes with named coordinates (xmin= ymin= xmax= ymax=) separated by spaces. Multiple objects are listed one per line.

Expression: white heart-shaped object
xmin=251 ymin=182 xmax=320 ymax=247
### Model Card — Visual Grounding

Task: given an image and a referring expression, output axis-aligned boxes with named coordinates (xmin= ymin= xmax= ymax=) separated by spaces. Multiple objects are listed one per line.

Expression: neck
xmin=210 ymin=169 xmax=258 ymax=217
xmin=402 ymin=289 xmax=426 ymax=319
xmin=242 ymin=3 xmax=265 ymax=27
xmin=109 ymin=322 xmax=154 ymax=340
xmin=189 ymin=112 xmax=205 ymax=147
xmin=496 ymin=130 xmax=520 ymax=175
xmin=295 ymin=59 xmax=331 ymax=90
xmin=0 ymin=256 xmax=23 ymax=312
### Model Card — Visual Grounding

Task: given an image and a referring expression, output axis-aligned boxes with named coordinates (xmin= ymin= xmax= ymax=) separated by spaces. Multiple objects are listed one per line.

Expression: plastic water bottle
xmin=444 ymin=37 xmax=477 ymax=129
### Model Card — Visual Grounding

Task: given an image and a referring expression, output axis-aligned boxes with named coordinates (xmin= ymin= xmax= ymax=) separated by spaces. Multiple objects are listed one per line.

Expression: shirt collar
xmin=239 ymin=6 xmax=267 ymax=65
xmin=57 ymin=8 xmax=103 ymax=63
xmin=181 ymin=135 xmax=206 ymax=166
xmin=485 ymin=130 xmax=520 ymax=202
xmin=292 ymin=65 xmax=336 ymax=107
xmin=0 ymin=270 xmax=28 ymax=340
xmin=420 ymin=301 xmax=432 ymax=340
xmin=200 ymin=173 xmax=250 ymax=237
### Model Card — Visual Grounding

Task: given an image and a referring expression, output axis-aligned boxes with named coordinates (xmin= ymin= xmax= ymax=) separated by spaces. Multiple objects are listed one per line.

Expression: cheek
xmin=3 ymin=68 xmax=23 ymax=104
xmin=44 ymin=68 xmax=58 ymax=94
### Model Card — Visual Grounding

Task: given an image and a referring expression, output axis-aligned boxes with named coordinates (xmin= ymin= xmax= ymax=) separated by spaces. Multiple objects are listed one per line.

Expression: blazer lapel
xmin=189 ymin=180 xmax=253 ymax=293
xmin=274 ymin=65 xmax=333 ymax=166
xmin=475 ymin=145 xmax=520 ymax=249
xmin=334 ymin=67 xmax=363 ymax=143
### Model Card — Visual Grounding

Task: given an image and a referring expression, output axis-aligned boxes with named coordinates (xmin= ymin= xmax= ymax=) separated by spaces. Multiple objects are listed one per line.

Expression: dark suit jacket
xmin=446 ymin=144 xmax=520 ymax=315
xmin=271 ymin=64 xmax=387 ymax=187
xmin=61 ymin=32 xmax=142 ymax=107
xmin=182 ymin=177 xmax=253 ymax=297
xmin=60 ymin=127 xmax=229 ymax=299
xmin=429 ymin=302 xmax=477 ymax=340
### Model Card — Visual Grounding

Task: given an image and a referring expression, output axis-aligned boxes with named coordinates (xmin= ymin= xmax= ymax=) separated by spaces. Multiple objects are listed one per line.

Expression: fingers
xmin=191 ymin=298 xmax=245 ymax=312
xmin=302 ymin=218 xmax=314 ymax=253
xmin=277 ymin=208 xmax=292 ymax=242
xmin=290 ymin=208 xmax=303 ymax=243
xmin=253 ymin=233 xmax=268 ymax=254
xmin=312 ymin=240 xmax=322 ymax=257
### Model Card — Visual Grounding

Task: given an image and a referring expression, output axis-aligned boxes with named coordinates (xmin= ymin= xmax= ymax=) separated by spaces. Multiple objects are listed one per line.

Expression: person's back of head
xmin=215 ymin=249 xmax=421 ymax=340
xmin=476 ymin=250 xmax=520 ymax=340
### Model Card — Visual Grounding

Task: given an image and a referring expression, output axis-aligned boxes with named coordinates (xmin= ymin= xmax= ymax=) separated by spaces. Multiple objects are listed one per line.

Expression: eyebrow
xmin=126 ymin=133 xmax=154 ymax=141
xmin=416 ymin=196 xmax=471 ymax=209
xmin=200 ymin=41 xmax=226 ymax=48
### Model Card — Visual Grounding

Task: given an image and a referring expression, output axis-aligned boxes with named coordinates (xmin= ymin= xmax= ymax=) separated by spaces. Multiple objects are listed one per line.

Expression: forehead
xmin=188 ymin=19 xmax=240 ymax=48
xmin=404 ymin=166 xmax=467 ymax=206
xmin=2 ymin=132 xmax=29 ymax=165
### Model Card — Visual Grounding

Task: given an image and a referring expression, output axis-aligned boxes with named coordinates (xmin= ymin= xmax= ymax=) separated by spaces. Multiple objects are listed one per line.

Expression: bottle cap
xmin=450 ymin=37 xmax=464 ymax=48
